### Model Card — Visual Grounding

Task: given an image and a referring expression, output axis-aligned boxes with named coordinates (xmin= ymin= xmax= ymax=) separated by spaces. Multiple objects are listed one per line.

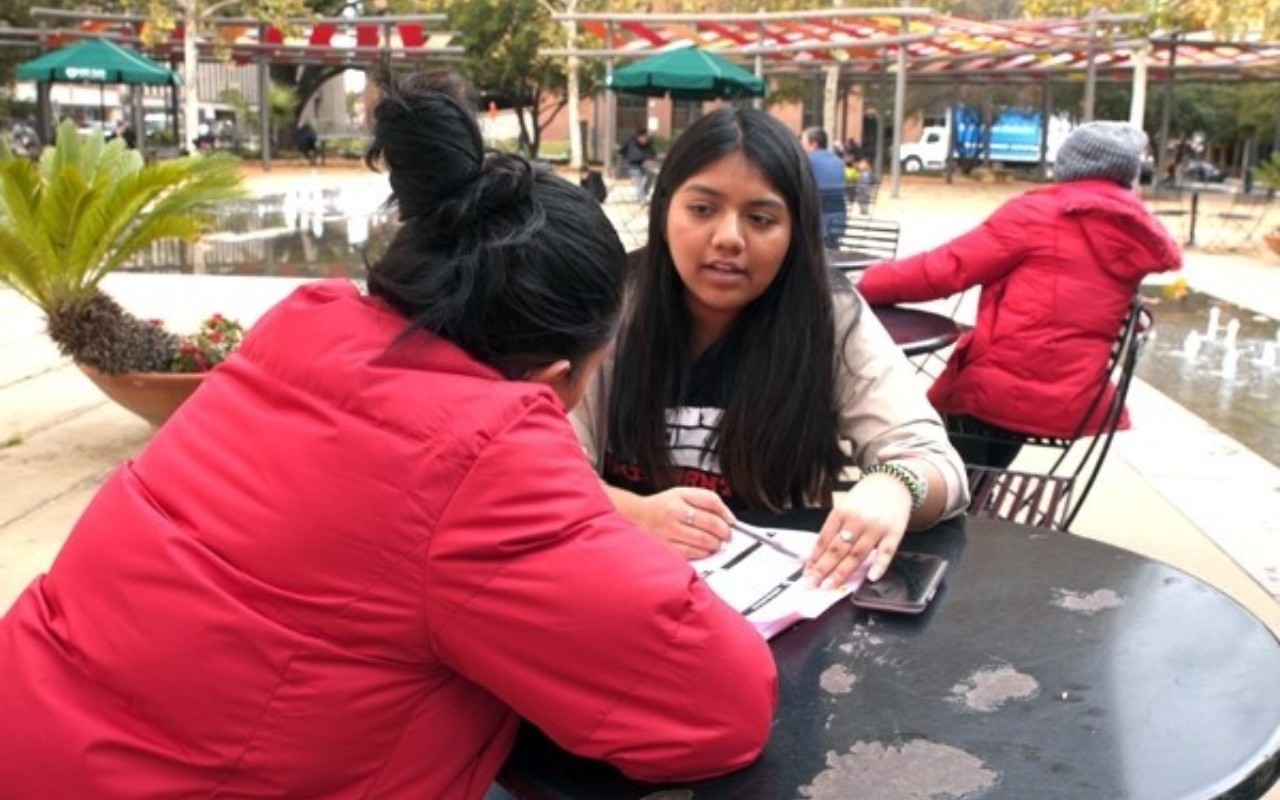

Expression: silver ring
xmin=838 ymin=529 xmax=855 ymax=545
xmin=684 ymin=508 xmax=696 ymax=526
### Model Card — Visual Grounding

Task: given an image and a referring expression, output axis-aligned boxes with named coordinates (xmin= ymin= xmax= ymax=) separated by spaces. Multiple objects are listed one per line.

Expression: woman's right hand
xmin=634 ymin=487 xmax=734 ymax=560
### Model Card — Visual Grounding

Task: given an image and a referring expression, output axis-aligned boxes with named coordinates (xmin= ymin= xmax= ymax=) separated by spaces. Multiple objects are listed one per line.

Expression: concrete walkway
xmin=3 ymin=165 xmax=1278 ymax=640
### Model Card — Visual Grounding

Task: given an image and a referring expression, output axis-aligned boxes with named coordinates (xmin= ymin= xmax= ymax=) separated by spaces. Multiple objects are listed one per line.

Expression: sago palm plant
xmin=0 ymin=119 xmax=244 ymax=374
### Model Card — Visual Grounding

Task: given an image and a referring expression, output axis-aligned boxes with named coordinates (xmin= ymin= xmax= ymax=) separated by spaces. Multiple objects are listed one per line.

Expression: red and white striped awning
xmin=30 ymin=14 xmax=462 ymax=68
xmin=560 ymin=11 xmax=1279 ymax=83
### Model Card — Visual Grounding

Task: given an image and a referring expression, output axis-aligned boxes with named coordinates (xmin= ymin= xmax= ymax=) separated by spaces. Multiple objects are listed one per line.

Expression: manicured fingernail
xmin=820 ymin=577 xmax=836 ymax=590
xmin=868 ymin=563 xmax=886 ymax=582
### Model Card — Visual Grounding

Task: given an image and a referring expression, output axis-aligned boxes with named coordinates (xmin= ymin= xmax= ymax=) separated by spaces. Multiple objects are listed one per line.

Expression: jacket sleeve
xmin=425 ymin=397 xmax=777 ymax=782
xmin=857 ymin=196 xmax=1031 ymax=306
xmin=832 ymin=293 xmax=970 ymax=521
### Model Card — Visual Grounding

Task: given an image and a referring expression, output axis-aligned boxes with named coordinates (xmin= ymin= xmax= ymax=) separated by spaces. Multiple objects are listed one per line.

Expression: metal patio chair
xmin=837 ymin=217 xmax=901 ymax=262
xmin=1205 ymin=191 xmax=1273 ymax=251
xmin=966 ymin=467 xmax=1075 ymax=531
xmin=953 ymin=294 xmax=1154 ymax=531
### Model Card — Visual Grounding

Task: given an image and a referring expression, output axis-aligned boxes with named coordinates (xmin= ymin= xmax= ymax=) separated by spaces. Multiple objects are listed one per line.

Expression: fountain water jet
xmin=1205 ymin=306 xmax=1221 ymax=340
xmin=1182 ymin=330 xmax=1202 ymax=360
xmin=1224 ymin=319 xmax=1240 ymax=350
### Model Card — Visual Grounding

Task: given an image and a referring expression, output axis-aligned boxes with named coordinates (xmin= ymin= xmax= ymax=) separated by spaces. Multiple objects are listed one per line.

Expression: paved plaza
xmin=2 ymin=163 xmax=1278 ymax=647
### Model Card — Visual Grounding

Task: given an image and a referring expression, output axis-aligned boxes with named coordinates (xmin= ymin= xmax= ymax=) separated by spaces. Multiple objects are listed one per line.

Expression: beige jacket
xmin=571 ymin=290 xmax=969 ymax=522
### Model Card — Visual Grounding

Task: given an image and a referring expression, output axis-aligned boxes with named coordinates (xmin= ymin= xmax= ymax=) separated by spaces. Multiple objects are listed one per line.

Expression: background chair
xmin=951 ymin=294 xmax=1154 ymax=531
xmin=836 ymin=217 xmax=900 ymax=262
xmin=910 ymin=288 xmax=974 ymax=379
xmin=966 ymin=467 xmax=1074 ymax=531
xmin=1204 ymin=191 xmax=1273 ymax=251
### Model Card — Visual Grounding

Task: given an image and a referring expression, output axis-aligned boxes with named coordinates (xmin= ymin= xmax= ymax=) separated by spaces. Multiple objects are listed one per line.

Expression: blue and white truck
xmin=899 ymin=107 xmax=1073 ymax=173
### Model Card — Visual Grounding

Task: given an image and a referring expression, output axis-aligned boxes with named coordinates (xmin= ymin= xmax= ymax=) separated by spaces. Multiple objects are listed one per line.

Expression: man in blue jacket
xmin=802 ymin=127 xmax=847 ymax=249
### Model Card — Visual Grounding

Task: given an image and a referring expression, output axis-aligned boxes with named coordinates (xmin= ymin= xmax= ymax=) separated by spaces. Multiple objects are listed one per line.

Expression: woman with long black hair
xmin=573 ymin=108 xmax=968 ymax=591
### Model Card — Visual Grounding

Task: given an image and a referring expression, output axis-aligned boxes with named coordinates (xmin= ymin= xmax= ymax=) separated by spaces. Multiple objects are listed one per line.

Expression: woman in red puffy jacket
xmin=0 ymin=72 xmax=776 ymax=800
xmin=858 ymin=121 xmax=1181 ymax=467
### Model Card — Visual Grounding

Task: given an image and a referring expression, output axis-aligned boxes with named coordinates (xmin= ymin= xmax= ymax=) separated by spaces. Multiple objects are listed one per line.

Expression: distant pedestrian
xmin=295 ymin=121 xmax=319 ymax=165
xmin=619 ymin=128 xmax=656 ymax=204
xmin=579 ymin=165 xmax=608 ymax=203
xmin=115 ymin=120 xmax=136 ymax=149
xmin=11 ymin=120 xmax=42 ymax=160
xmin=853 ymin=156 xmax=877 ymax=216
xmin=801 ymin=127 xmax=847 ymax=248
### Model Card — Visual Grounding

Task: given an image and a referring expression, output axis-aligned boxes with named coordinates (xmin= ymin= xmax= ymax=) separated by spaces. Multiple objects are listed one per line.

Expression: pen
xmin=729 ymin=520 xmax=805 ymax=561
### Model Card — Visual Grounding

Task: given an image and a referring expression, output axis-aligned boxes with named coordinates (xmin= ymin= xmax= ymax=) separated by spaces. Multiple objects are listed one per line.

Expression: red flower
xmin=169 ymin=313 xmax=244 ymax=373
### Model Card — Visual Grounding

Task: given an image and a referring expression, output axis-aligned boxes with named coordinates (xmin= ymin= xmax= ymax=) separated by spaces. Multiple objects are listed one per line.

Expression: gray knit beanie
xmin=1054 ymin=121 xmax=1147 ymax=187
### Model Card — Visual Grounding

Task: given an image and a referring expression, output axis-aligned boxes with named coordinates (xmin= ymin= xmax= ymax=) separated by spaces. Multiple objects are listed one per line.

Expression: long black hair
xmin=365 ymin=71 xmax=625 ymax=380
xmin=608 ymin=108 xmax=855 ymax=510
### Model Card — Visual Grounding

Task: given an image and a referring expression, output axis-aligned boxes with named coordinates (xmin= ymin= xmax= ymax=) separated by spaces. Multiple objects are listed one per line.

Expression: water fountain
xmin=1261 ymin=342 xmax=1278 ymax=369
xmin=1182 ymin=330 xmax=1202 ymax=360
xmin=1221 ymin=348 xmax=1241 ymax=381
xmin=1205 ymin=306 xmax=1221 ymax=340
xmin=1137 ymin=287 xmax=1279 ymax=467
xmin=1223 ymin=319 xmax=1240 ymax=350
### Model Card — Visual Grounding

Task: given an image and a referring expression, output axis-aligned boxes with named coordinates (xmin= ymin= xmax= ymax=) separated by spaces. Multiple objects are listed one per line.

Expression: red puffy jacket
xmin=858 ymin=180 xmax=1180 ymax=438
xmin=0 ymin=280 xmax=776 ymax=799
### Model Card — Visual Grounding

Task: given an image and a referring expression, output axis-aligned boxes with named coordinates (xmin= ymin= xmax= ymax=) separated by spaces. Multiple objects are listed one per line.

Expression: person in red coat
xmin=858 ymin=121 xmax=1182 ymax=467
xmin=0 ymin=72 xmax=776 ymax=800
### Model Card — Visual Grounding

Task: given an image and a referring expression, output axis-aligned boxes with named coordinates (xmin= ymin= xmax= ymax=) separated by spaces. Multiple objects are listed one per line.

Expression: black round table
xmin=500 ymin=513 xmax=1280 ymax=800
xmin=870 ymin=304 xmax=962 ymax=356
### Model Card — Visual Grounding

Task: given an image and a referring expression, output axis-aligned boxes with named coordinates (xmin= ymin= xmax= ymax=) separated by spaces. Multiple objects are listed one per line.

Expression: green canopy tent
xmin=17 ymin=37 xmax=182 ymax=148
xmin=608 ymin=46 xmax=766 ymax=101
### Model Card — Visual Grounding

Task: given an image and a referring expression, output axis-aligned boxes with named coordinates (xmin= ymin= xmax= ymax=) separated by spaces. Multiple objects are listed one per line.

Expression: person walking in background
xmin=858 ymin=121 xmax=1182 ymax=468
xmin=853 ymin=155 xmax=878 ymax=216
xmin=619 ymin=127 xmax=657 ymax=203
xmin=114 ymin=119 xmax=137 ymax=149
xmin=801 ymin=126 xmax=847 ymax=249
xmin=0 ymin=71 xmax=776 ymax=800
xmin=10 ymin=118 xmax=42 ymax=160
xmin=573 ymin=108 xmax=967 ymax=592
xmin=295 ymin=120 xmax=319 ymax=165
xmin=579 ymin=164 xmax=608 ymax=203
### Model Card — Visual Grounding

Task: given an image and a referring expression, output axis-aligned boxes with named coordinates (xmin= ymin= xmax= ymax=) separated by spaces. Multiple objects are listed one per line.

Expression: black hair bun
xmin=366 ymin=72 xmax=537 ymax=238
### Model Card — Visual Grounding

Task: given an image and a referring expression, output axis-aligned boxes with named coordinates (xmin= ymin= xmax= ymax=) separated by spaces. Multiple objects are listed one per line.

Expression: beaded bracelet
xmin=864 ymin=462 xmax=927 ymax=510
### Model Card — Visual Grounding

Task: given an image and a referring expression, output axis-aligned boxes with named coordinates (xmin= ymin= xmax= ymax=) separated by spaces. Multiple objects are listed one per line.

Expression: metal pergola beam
xmin=31 ymin=7 xmax=450 ymax=26
xmin=552 ymin=7 xmax=1277 ymax=200
xmin=561 ymin=8 xmax=935 ymax=23
xmin=0 ymin=28 xmax=465 ymax=62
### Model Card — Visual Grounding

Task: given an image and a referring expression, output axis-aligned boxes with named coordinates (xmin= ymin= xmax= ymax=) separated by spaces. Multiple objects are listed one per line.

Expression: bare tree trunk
xmin=565 ymin=8 xmax=582 ymax=168
xmin=182 ymin=0 xmax=200 ymax=154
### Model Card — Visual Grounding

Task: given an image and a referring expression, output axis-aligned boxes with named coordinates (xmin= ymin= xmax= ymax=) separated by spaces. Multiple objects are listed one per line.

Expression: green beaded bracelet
xmin=864 ymin=461 xmax=927 ymax=510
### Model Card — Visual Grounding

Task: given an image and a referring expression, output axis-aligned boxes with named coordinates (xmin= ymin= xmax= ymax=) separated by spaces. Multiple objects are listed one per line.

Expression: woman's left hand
xmin=806 ymin=473 xmax=914 ymax=589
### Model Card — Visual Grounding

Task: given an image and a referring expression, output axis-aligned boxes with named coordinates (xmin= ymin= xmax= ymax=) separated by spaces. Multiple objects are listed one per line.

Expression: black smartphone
xmin=850 ymin=551 xmax=949 ymax=615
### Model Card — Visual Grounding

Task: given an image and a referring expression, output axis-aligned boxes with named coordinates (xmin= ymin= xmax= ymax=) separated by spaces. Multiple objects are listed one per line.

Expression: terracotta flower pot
xmin=76 ymin=363 xmax=206 ymax=428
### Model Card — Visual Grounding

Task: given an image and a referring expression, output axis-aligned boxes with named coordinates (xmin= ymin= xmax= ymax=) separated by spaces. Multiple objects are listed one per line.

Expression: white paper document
xmin=694 ymin=522 xmax=868 ymax=640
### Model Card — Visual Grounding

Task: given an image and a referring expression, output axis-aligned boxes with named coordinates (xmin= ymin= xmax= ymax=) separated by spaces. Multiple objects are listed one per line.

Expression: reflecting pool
xmin=123 ymin=184 xmax=397 ymax=278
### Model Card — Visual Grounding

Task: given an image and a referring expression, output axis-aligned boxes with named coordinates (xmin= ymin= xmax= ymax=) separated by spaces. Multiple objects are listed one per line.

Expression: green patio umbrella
xmin=17 ymin=37 xmax=180 ymax=86
xmin=17 ymin=37 xmax=181 ymax=145
xmin=609 ymin=46 xmax=766 ymax=101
